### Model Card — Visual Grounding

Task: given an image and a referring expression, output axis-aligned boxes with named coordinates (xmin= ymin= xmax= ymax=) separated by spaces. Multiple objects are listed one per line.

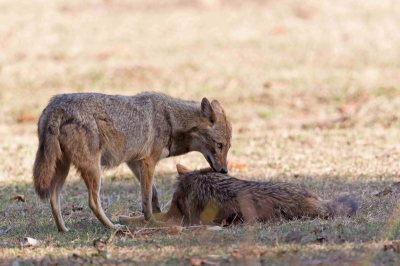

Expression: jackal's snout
xmin=204 ymin=152 xmax=228 ymax=174
xmin=215 ymin=161 xmax=228 ymax=174
xmin=194 ymin=97 xmax=232 ymax=175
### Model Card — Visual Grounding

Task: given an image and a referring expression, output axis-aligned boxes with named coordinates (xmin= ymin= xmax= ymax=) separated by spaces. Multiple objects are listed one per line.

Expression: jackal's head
xmin=190 ymin=98 xmax=232 ymax=174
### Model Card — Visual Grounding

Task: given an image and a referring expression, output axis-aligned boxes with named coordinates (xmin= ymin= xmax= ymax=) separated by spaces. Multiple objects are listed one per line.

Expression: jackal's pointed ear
xmin=211 ymin=100 xmax=225 ymax=115
xmin=201 ymin=98 xmax=218 ymax=123
xmin=176 ymin=164 xmax=191 ymax=175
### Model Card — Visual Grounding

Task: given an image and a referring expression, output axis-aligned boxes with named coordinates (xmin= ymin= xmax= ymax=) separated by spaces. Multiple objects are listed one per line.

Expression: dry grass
xmin=1 ymin=0 xmax=400 ymax=265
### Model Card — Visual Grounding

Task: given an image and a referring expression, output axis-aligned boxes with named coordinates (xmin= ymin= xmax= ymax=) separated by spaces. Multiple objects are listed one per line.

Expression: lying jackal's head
xmin=190 ymin=98 xmax=232 ymax=174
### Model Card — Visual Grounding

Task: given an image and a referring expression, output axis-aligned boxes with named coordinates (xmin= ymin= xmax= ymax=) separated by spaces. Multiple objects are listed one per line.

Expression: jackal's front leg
xmin=140 ymin=158 xmax=161 ymax=225
xmin=123 ymin=158 xmax=163 ymax=226
xmin=126 ymin=160 xmax=161 ymax=213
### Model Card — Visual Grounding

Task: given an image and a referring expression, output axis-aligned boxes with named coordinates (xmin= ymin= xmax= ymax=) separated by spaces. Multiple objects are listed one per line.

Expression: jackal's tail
xmin=325 ymin=197 xmax=359 ymax=217
xmin=33 ymin=110 xmax=63 ymax=200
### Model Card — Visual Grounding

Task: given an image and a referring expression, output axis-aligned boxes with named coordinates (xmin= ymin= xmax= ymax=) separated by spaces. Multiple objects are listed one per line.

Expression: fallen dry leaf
xmin=16 ymin=114 xmax=36 ymax=123
xmin=93 ymin=238 xmax=106 ymax=252
xmin=21 ymin=237 xmax=40 ymax=248
xmin=206 ymin=226 xmax=222 ymax=231
xmin=10 ymin=195 xmax=25 ymax=202
xmin=338 ymin=102 xmax=359 ymax=115
xmin=189 ymin=258 xmax=219 ymax=266
xmin=228 ymin=162 xmax=246 ymax=172
xmin=384 ymin=242 xmax=400 ymax=253
xmin=190 ymin=258 xmax=204 ymax=266
xmin=93 ymin=238 xmax=108 ymax=259
xmin=372 ymin=188 xmax=392 ymax=197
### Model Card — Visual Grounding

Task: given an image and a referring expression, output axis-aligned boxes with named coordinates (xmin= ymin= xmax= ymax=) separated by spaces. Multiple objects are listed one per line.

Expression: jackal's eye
xmin=217 ymin=143 xmax=223 ymax=150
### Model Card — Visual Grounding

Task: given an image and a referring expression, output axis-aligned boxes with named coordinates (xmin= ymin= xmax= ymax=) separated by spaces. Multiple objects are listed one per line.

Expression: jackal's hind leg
xmin=80 ymin=162 xmax=124 ymax=230
xmin=50 ymin=158 xmax=70 ymax=232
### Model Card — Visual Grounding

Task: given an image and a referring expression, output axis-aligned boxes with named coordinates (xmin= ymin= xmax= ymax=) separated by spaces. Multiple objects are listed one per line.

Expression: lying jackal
xmin=120 ymin=164 xmax=358 ymax=226
xmin=33 ymin=92 xmax=232 ymax=232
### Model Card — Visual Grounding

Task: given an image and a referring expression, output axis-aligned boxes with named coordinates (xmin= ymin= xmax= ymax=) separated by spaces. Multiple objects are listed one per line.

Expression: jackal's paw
xmin=146 ymin=218 xmax=165 ymax=227
xmin=119 ymin=215 xmax=145 ymax=226
xmin=111 ymin=223 xmax=126 ymax=230
xmin=58 ymin=227 xmax=70 ymax=233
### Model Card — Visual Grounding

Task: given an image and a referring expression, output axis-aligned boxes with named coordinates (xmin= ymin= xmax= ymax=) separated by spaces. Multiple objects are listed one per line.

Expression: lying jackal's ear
xmin=176 ymin=164 xmax=191 ymax=175
xmin=211 ymin=100 xmax=225 ymax=115
xmin=201 ymin=98 xmax=217 ymax=123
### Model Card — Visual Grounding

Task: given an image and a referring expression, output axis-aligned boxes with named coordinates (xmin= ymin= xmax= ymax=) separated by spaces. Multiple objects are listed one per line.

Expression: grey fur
xmin=33 ymin=92 xmax=232 ymax=232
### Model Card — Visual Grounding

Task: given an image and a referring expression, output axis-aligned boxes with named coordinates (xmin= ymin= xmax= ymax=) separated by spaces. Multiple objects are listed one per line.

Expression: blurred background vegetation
xmin=1 ymin=0 xmax=400 ymax=130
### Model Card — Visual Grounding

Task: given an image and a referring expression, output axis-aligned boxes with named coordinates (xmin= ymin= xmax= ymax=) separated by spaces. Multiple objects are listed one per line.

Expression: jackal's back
xmin=172 ymin=169 xmax=358 ymax=225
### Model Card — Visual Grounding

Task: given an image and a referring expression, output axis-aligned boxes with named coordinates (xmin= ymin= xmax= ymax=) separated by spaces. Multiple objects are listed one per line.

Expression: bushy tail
xmin=325 ymin=197 xmax=359 ymax=217
xmin=33 ymin=112 xmax=63 ymax=200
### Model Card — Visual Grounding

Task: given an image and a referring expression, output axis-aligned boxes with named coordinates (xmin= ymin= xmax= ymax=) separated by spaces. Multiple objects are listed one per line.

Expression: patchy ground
xmin=1 ymin=0 xmax=400 ymax=265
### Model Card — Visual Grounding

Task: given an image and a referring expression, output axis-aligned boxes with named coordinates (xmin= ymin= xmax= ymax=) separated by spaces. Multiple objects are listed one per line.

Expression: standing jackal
xmin=120 ymin=164 xmax=358 ymax=226
xmin=33 ymin=92 xmax=232 ymax=232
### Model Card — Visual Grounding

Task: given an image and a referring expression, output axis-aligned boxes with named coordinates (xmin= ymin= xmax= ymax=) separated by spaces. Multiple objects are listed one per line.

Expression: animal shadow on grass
xmin=2 ymin=173 xmax=399 ymax=250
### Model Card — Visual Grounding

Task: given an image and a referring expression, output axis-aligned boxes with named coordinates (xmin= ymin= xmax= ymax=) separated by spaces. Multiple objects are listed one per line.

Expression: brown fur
xmin=33 ymin=92 xmax=232 ymax=232
xmin=120 ymin=164 xmax=358 ymax=226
